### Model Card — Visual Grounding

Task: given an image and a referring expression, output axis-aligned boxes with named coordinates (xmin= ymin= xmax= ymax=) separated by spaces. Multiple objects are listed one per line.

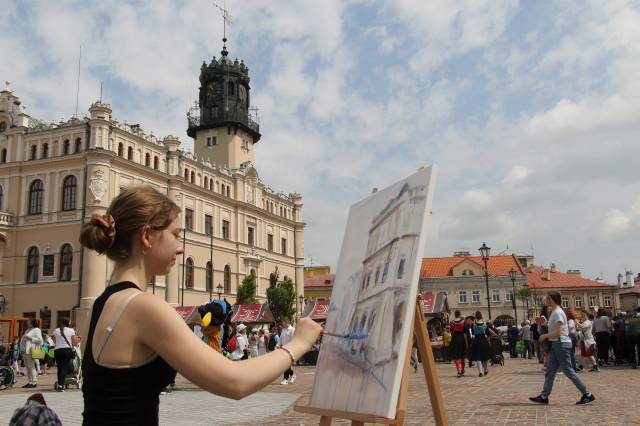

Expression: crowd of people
xmin=504 ymin=306 xmax=640 ymax=371
xmin=0 ymin=318 xmax=80 ymax=391
xmin=202 ymin=317 xmax=300 ymax=385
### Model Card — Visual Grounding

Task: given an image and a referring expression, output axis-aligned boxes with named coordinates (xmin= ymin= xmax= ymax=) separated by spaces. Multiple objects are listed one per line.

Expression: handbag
xmin=60 ymin=328 xmax=78 ymax=359
xmin=31 ymin=345 xmax=46 ymax=360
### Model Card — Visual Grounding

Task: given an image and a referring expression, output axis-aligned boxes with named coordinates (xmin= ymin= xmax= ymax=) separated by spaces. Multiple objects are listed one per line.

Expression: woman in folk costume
xmin=449 ymin=310 xmax=469 ymax=377
xmin=469 ymin=311 xmax=495 ymax=377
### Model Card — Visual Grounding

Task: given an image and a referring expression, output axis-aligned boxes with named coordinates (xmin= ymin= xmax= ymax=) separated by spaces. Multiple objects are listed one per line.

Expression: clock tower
xmin=187 ymin=38 xmax=261 ymax=168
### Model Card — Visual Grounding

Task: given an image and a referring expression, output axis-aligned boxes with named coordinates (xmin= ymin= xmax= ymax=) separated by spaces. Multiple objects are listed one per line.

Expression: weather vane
xmin=213 ymin=1 xmax=233 ymax=39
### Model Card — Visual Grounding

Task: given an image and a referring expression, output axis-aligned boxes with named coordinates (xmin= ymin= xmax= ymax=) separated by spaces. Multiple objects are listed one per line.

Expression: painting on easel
xmin=309 ymin=166 xmax=438 ymax=419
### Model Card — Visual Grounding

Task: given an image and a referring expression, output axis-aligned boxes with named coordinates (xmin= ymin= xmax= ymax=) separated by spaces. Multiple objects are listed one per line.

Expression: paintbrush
xmin=322 ymin=331 xmax=368 ymax=340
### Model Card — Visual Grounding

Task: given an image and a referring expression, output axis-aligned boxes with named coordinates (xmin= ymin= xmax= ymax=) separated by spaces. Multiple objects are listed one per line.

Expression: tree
xmin=236 ymin=274 xmax=257 ymax=305
xmin=266 ymin=276 xmax=296 ymax=323
xmin=517 ymin=286 xmax=532 ymax=319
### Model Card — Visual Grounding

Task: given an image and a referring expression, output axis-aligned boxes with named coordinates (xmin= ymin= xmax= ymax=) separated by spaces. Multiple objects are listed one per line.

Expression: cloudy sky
xmin=2 ymin=0 xmax=639 ymax=283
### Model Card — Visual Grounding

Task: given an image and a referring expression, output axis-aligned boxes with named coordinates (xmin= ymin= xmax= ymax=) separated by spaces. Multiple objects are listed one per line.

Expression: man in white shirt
xmin=529 ymin=292 xmax=595 ymax=406
xmin=231 ymin=324 xmax=249 ymax=361
xmin=279 ymin=317 xmax=295 ymax=385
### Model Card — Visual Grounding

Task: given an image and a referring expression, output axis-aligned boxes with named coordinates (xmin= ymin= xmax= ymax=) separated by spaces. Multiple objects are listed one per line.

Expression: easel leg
xmin=319 ymin=415 xmax=332 ymax=426
xmin=414 ymin=300 xmax=448 ymax=426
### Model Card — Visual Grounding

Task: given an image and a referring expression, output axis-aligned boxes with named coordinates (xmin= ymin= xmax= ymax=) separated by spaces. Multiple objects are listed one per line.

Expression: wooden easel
xmin=294 ymin=294 xmax=448 ymax=426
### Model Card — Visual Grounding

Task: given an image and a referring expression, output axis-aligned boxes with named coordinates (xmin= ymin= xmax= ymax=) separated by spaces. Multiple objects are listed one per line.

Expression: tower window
xmin=42 ymin=143 xmax=49 ymax=159
xmin=127 ymin=146 xmax=133 ymax=160
xmin=153 ymin=156 xmax=159 ymax=170
xmin=31 ymin=145 xmax=37 ymax=160
xmin=118 ymin=143 xmax=124 ymax=157
xmin=75 ymin=138 xmax=82 ymax=153
xmin=206 ymin=136 xmax=217 ymax=147
xmin=63 ymin=140 xmax=70 ymax=155
xmin=227 ymin=81 xmax=235 ymax=97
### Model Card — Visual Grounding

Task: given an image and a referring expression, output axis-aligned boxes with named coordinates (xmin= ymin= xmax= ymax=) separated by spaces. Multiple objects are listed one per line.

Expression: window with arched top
xmin=224 ymin=265 xmax=231 ymax=293
xmin=184 ymin=169 xmax=189 ymax=180
xmin=145 ymin=153 xmax=151 ymax=167
xmin=0 ymin=185 xmax=3 ymax=210
xmin=185 ymin=258 xmax=194 ymax=289
xmin=203 ymin=177 xmax=208 ymax=189
xmin=397 ymin=257 xmax=406 ymax=279
xmin=26 ymin=246 xmax=39 ymax=283
xmin=206 ymin=261 xmax=213 ymax=292
xmin=28 ymin=179 xmax=44 ymax=215
xmin=75 ymin=138 xmax=82 ymax=153
xmin=153 ymin=156 xmax=159 ymax=170
xmin=63 ymin=140 xmax=70 ymax=155
xmin=190 ymin=171 xmax=195 ymax=184
xmin=118 ymin=143 xmax=124 ymax=157
xmin=61 ymin=175 xmax=77 ymax=211
xmin=227 ymin=81 xmax=235 ymax=96
xmin=226 ymin=186 xmax=230 ymax=197
xmin=127 ymin=146 xmax=133 ymax=160
xmin=1 ymin=148 xmax=6 ymax=163
xmin=59 ymin=244 xmax=73 ymax=281
xmin=42 ymin=143 xmax=49 ymax=159
xmin=30 ymin=145 xmax=37 ymax=160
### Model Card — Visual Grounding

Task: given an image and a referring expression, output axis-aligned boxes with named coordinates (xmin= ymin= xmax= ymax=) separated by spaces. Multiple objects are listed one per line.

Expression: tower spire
xmin=213 ymin=1 xmax=233 ymax=57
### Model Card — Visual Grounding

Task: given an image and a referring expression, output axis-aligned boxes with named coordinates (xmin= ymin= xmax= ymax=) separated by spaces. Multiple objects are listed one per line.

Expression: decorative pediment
xmin=450 ymin=258 xmax=483 ymax=277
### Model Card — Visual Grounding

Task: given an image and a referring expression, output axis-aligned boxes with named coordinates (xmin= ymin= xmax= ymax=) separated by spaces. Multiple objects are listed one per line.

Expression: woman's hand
xmin=289 ymin=318 xmax=323 ymax=356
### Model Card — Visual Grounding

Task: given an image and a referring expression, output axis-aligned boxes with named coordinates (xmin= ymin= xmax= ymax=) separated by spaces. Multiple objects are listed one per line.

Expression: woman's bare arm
xmin=133 ymin=294 xmax=320 ymax=400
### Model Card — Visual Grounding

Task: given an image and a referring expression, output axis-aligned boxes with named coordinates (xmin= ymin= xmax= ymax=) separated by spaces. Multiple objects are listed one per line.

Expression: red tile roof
xmin=420 ymin=254 xmax=524 ymax=278
xmin=525 ymin=266 xmax=614 ymax=289
xmin=304 ymin=273 xmax=334 ymax=288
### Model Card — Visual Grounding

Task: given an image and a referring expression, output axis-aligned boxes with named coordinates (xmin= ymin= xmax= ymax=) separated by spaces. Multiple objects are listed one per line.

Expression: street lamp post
xmin=298 ymin=295 xmax=305 ymax=319
xmin=479 ymin=242 xmax=492 ymax=320
xmin=509 ymin=267 xmax=518 ymax=325
xmin=216 ymin=283 xmax=223 ymax=300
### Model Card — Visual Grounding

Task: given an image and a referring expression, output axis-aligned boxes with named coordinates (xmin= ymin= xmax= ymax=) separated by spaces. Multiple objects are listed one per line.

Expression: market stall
xmin=421 ymin=291 xmax=450 ymax=361
xmin=301 ymin=298 xmax=329 ymax=322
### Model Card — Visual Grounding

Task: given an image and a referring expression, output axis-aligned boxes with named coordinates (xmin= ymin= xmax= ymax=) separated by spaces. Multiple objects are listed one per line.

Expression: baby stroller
xmin=54 ymin=346 xmax=82 ymax=390
xmin=489 ymin=336 xmax=504 ymax=366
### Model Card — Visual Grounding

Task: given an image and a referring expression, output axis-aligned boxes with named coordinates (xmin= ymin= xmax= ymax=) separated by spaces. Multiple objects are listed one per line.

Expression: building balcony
xmin=187 ymin=105 xmax=260 ymax=140
xmin=0 ymin=212 xmax=14 ymax=226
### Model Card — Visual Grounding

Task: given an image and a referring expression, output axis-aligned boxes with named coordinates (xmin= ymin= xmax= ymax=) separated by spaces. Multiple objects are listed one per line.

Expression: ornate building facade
xmin=0 ymin=41 xmax=305 ymax=335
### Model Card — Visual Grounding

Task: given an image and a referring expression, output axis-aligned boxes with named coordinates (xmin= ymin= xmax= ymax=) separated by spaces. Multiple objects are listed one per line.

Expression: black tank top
xmin=82 ymin=282 xmax=176 ymax=425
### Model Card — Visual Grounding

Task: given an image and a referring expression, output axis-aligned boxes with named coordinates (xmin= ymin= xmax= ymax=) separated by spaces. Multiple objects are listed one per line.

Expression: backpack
xmin=267 ymin=334 xmax=277 ymax=351
xmin=227 ymin=335 xmax=238 ymax=352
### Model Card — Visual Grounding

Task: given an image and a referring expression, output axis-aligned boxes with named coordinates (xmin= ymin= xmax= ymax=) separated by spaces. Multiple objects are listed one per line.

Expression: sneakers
xmin=280 ymin=379 xmax=289 ymax=385
xmin=478 ymin=373 xmax=483 ymax=377
xmin=576 ymin=394 xmax=595 ymax=405
xmin=289 ymin=374 xmax=296 ymax=384
xmin=529 ymin=395 xmax=549 ymax=405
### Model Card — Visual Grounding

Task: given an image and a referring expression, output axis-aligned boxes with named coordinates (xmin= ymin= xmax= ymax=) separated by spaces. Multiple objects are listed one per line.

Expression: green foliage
xmin=267 ymin=276 xmax=296 ymax=323
xmin=236 ymin=274 xmax=257 ymax=305
xmin=517 ymin=286 xmax=532 ymax=300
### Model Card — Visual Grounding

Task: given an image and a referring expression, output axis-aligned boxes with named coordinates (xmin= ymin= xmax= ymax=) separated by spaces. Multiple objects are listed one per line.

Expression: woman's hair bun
xmin=80 ymin=213 xmax=116 ymax=254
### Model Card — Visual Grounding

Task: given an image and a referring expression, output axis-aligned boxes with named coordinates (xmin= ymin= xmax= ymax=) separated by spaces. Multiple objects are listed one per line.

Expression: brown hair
xmin=548 ymin=292 xmax=562 ymax=306
xmin=80 ymin=186 xmax=180 ymax=260
xmin=564 ymin=308 xmax=575 ymax=320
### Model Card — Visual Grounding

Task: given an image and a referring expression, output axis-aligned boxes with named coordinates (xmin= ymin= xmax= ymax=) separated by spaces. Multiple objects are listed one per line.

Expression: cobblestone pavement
xmin=2 ymin=357 xmax=639 ymax=425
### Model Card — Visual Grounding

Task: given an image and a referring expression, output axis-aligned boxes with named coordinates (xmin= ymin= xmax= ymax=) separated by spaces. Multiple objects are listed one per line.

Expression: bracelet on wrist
xmin=279 ymin=346 xmax=295 ymax=365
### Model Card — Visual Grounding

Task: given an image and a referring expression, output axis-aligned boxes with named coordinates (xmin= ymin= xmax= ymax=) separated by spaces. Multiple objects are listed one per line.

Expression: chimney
xmin=550 ymin=263 xmax=557 ymax=273
xmin=543 ymin=268 xmax=551 ymax=281
xmin=627 ymin=270 xmax=634 ymax=288
xmin=566 ymin=269 xmax=581 ymax=277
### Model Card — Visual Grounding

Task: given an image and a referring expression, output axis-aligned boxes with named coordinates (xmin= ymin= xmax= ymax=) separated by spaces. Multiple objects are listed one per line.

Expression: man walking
xmin=279 ymin=317 xmax=295 ymax=385
xmin=530 ymin=292 xmax=595 ymax=405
